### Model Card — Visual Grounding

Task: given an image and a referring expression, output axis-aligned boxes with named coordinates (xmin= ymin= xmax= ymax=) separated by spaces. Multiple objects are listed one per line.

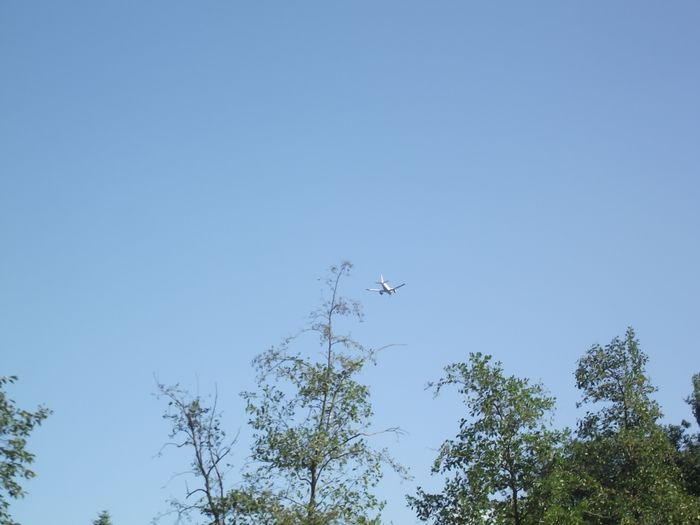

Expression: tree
xmin=563 ymin=328 xmax=700 ymax=523
xmin=92 ymin=510 xmax=113 ymax=525
xmin=575 ymin=327 xmax=659 ymax=438
xmin=667 ymin=419 xmax=700 ymax=500
xmin=0 ymin=375 xmax=51 ymax=525
xmin=408 ymin=352 xmax=562 ymax=525
xmin=241 ymin=262 xmax=405 ymax=525
xmin=156 ymin=382 xmax=244 ymax=525
xmin=667 ymin=373 xmax=700 ymax=499
xmin=687 ymin=373 xmax=700 ymax=428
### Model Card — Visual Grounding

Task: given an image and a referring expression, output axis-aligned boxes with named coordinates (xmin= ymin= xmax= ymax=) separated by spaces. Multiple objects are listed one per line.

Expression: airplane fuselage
xmin=367 ymin=274 xmax=404 ymax=296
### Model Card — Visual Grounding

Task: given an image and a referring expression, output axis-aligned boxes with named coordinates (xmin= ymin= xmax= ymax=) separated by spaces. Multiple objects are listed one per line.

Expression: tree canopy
xmin=408 ymin=352 xmax=562 ymax=525
xmin=241 ymin=262 xmax=405 ymax=524
xmin=563 ymin=328 xmax=699 ymax=523
xmin=410 ymin=328 xmax=700 ymax=524
xmin=13 ymin=263 xmax=700 ymax=525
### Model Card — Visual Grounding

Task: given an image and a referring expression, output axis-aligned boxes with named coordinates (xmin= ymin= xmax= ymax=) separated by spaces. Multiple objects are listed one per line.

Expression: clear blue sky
xmin=2 ymin=2 xmax=699 ymax=524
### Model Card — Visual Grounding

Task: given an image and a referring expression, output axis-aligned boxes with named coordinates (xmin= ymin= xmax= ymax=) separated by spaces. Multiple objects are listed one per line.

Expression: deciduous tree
xmin=667 ymin=373 xmax=700 ymax=499
xmin=564 ymin=328 xmax=699 ymax=523
xmin=241 ymin=262 xmax=405 ymax=525
xmin=0 ymin=376 xmax=51 ymax=525
xmin=408 ymin=353 xmax=562 ymax=525
xmin=156 ymin=382 xmax=243 ymax=525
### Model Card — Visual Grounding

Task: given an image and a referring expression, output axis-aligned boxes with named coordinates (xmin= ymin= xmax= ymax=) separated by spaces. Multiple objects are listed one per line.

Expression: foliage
xmin=554 ymin=328 xmax=700 ymax=523
xmin=241 ymin=262 xmax=405 ymax=525
xmin=0 ymin=376 xmax=51 ymax=525
xmin=409 ymin=329 xmax=700 ymax=524
xmin=156 ymin=382 xmax=242 ymax=525
xmin=667 ymin=420 xmax=700 ymax=499
xmin=92 ymin=510 xmax=113 ymax=525
xmin=408 ymin=352 xmax=562 ymax=525
xmin=667 ymin=373 xmax=700 ymax=499
xmin=575 ymin=327 xmax=659 ymax=437
xmin=687 ymin=373 xmax=700 ymax=428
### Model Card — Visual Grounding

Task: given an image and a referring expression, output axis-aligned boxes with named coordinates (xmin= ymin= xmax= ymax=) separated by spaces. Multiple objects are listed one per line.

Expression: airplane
xmin=366 ymin=274 xmax=406 ymax=295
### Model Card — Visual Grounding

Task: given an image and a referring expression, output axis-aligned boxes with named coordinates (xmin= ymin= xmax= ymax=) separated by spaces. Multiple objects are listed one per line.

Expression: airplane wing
xmin=393 ymin=283 xmax=406 ymax=290
xmin=366 ymin=288 xmax=383 ymax=292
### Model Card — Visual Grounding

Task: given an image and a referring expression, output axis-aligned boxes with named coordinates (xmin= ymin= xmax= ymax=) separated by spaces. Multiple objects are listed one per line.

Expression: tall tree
xmin=92 ymin=510 xmax=113 ymax=525
xmin=0 ymin=375 xmax=51 ymax=525
xmin=156 ymin=382 xmax=244 ymax=525
xmin=241 ymin=262 xmax=405 ymax=525
xmin=566 ymin=328 xmax=699 ymax=523
xmin=408 ymin=352 xmax=562 ymax=525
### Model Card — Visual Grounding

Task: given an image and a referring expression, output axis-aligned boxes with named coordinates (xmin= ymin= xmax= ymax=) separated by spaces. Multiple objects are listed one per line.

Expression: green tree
xmin=687 ymin=373 xmax=700 ymax=428
xmin=408 ymin=352 xmax=562 ymax=525
xmin=92 ymin=510 xmax=113 ymax=525
xmin=0 ymin=375 xmax=51 ymax=525
xmin=575 ymin=327 xmax=659 ymax=438
xmin=667 ymin=373 xmax=700 ymax=499
xmin=667 ymin=419 xmax=700 ymax=499
xmin=241 ymin=262 xmax=405 ymax=525
xmin=562 ymin=328 xmax=699 ymax=523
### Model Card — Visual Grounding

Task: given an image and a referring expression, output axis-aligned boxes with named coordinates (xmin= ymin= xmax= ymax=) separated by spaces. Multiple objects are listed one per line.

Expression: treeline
xmin=408 ymin=332 xmax=700 ymax=524
xmin=2 ymin=263 xmax=700 ymax=524
xmin=150 ymin=263 xmax=700 ymax=524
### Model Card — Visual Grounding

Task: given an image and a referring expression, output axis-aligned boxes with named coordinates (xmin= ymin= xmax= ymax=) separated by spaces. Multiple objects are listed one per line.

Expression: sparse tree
xmin=156 ymin=382 xmax=242 ymax=525
xmin=408 ymin=353 xmax=562 ymax=525
xmin=0 ymin=376 xmax=51 ymax=525
xmin=241 ymin=262 xmax=405 ymax=525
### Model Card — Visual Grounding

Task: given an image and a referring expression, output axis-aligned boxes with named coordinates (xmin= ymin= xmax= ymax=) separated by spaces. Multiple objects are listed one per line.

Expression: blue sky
xmin=2 ymin=2 xmax=699 ymax=524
